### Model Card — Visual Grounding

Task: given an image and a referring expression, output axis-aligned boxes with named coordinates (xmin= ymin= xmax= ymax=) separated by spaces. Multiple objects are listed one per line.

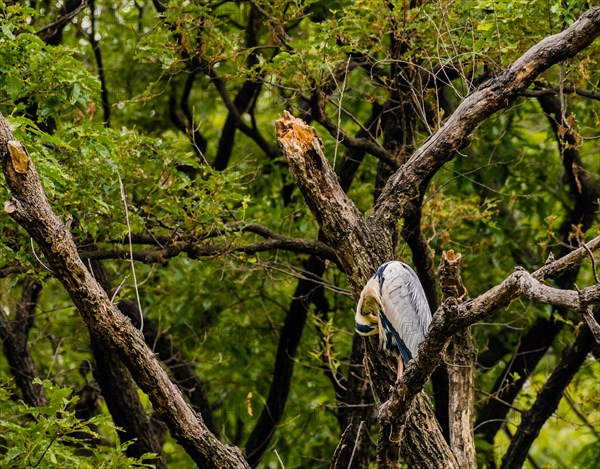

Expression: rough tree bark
xmin=90 ymin=260 xmax=218 ymax=437
xmin=276 ymin=113 xmax=457 ymax=467
xmin=438 ymin=251 xmax=477 ymax=469
xmin=87 ymin=261 xmax=167 ymax=468
xmin=0 ymin=116 xmax=248 ymax=468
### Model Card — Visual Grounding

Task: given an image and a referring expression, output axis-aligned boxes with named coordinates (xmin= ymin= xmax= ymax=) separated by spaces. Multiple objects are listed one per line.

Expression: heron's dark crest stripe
xmin=374 ymin=262 xmax=390 ymax=296
xmin=379 ymin=311 xmax=413 ymax=364
xmin=374 ymin=262 xmax=389 ymax=283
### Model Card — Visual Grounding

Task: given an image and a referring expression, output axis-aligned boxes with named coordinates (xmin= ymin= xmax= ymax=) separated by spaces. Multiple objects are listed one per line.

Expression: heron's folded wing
xmin=379 ymin=261 xmax=432 ymax=360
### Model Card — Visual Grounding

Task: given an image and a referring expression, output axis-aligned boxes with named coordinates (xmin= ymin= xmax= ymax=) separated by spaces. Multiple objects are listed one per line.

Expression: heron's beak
xmin=355 ymin=321 xmax=378 ymax=336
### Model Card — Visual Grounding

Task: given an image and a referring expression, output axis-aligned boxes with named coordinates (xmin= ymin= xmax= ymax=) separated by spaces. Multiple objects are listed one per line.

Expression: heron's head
xmin=355 ymin=278 xmax=381 ymax=336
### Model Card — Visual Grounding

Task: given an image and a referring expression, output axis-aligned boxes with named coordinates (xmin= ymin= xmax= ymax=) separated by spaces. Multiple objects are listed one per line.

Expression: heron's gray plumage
xmin=355 ymin=261 xmax=432 ymax=363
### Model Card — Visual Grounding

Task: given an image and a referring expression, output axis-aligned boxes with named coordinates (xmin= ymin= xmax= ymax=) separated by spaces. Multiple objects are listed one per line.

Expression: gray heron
xmin=355 ymin=261 xmax=432 ymax=378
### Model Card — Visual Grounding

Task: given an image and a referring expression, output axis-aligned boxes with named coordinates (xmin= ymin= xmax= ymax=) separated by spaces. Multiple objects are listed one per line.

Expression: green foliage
xmin=0 ymin=379 xmax=155 ymax=468
xmin=0 ymin=0 xmax=598 ymax=467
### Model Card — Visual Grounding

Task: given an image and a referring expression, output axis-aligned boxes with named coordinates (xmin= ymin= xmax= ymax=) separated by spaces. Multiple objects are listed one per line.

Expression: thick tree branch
xmin=397 ymin=394 xmax=459 ymax=469
xmin=328 ymin=111 xmax=389 ymax=468
xmin=89 ymin=330 xmax=167 ymax=468
xmin=117 ymin=299 xmax=220 ymax=436
xmin=583 ymin=306 xmax=600 ymax=344
xmin=275 ymin=111 xmax=389 ymax=286
xmin=0 ymin=114 xmax=248 ymax=468
xmin=371 ymin=7 xmax=600 ymax=228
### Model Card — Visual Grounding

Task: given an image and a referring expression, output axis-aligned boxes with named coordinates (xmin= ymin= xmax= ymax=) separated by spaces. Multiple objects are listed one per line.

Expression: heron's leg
xmin=396 ymin=358 xmax=404 ymax=382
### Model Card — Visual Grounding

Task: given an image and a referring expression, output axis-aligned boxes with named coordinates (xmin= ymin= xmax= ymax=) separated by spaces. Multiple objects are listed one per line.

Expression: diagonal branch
xmin=499 ymin=309 xmax=598 ymax=469
xmin=35 ymin=0 xmax=88 ymax=45
xmin=309 ymin=91 xmax=397 ymax=168
xmin=244 ymin=254 xmax=327 ymax=467
xmin=0 ymin=114 xmax=249 ymax=467
xmin=275 ymin=111 xmax=389 ymax=286
xmin=371 ymin=7 xmax=600 ymax=229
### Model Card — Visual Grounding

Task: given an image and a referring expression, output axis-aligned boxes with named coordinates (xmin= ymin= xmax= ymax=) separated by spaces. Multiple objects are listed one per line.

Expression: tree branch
xmin=522 ymin=85 xmax=600 ymax=101
xmin=245 ymin=254 xmax=327 ymax=467
xmin=0 ymin=114 xmax=249 ymax=468
xmin=35 ymin=0 xmax=87 ymax=45
xmin=371 ymin=7 xmax=600 ymax=228
xmin=475 ymin=84 xmax=600 ymax=446
xmin=583 ymin=306 xmax=600 ymax=344
xmin=0 ymin=265 xmax=29 ymax=278
xmin=275 ymin=111 xmax=389 ymax=286
xmin=209 ymin=70 xmax=279 ymax=159
xmin=309 ymin=92 xmax=397 ymax=168
xmin=213 ymin=5 xmax=265 ymax=170
xmin=79 ymin=235 xmax=338 ymax=265
xmin=500 ymin=310 xmax=597 ymax=469
xmin=88 ymin=0 xmax=110 ymax=126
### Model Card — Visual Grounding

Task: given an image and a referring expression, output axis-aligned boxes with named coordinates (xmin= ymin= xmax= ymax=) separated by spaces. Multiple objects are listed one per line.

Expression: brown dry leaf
xmin=572 ymin=162 xmax=583 ymax=194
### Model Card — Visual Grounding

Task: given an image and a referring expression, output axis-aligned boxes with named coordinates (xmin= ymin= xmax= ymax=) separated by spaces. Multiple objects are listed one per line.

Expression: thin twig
xmin=35 ymin=0 xmax=88 ymax=38
xmin=348 ymin=420 xmax=365 ymax=467
xmin=118 ymin=172 xmax=144 ymax=332
xmin=328 ymin=56 xmax=352 ymax=168
xmin=30 ymin=238 xmax=52 ymax=273
xmin=274 ymin=449 xmax=285 ymax=469
xmin=582 ymin=243 xmax=599 ymax=283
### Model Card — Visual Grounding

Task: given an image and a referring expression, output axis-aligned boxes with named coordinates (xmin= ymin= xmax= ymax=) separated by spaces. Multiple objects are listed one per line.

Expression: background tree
xmin=0 ymin=1 xmax=599 ymax=468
